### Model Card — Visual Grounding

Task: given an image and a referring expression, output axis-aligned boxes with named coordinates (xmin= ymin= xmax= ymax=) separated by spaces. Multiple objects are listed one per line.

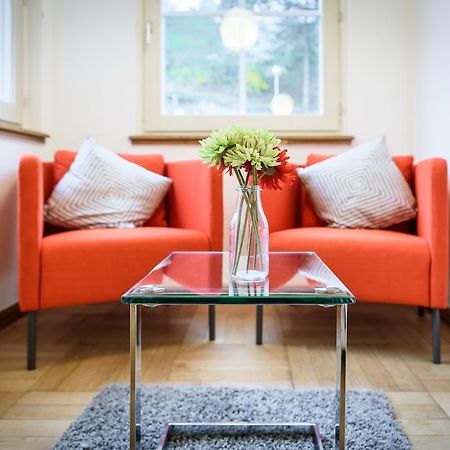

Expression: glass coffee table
xmin=122 ymin=252 xmax=355 ymax=450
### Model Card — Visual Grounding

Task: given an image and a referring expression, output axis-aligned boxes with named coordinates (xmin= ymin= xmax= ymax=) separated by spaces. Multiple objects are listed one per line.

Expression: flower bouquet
xmin=199 ymin=125 xmax=296 ymax=282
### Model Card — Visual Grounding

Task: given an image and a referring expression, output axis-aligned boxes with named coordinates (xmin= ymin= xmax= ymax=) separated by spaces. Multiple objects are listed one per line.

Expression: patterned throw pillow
xmin=44 ymin=138 xmax=172 ymax=229
xmin=296 ymin=137 xmax=417 ymax=229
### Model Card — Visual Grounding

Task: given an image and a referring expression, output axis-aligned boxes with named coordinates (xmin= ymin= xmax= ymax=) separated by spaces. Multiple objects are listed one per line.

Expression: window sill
xmin=130 ymin=134 xmax=354 ymax=145
xmin=0 ymin=124 xmax=49 ymax=143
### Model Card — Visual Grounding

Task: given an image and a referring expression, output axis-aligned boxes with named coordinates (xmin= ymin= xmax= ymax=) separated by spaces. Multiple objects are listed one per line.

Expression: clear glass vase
xmin=229 ymin=185 xmax=269 ymax=282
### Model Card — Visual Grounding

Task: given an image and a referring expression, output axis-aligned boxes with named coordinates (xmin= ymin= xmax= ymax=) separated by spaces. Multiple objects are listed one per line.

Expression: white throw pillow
xmin=44 ymin=138 xmax=172 ymax=229
xmin=296 ymin=137 xmax=417 ymax=229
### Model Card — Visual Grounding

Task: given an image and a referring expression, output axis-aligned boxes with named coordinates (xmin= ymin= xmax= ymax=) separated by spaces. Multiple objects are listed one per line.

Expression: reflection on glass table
xmin=122 ymin=252 xmax=355 ymax=305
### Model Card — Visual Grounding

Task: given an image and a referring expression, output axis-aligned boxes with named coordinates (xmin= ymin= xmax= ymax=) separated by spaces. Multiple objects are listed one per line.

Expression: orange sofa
xmin=262 ymin=155 xmax=449 ymax=363
xmin=18 ymin=152 xmax=223 ymax=369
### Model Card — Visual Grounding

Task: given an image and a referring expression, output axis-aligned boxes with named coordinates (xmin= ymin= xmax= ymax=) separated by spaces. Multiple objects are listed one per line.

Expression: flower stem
xmin=231 ymin=170 xmax=245 ymax=275
xmin=231 ymin=168 xmax=264 ymax=277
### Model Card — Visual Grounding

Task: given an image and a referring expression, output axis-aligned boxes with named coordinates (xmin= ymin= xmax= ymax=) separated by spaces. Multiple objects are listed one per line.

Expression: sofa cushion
xmin=40 ymin=227 xmax=210 ymax=308
xmin=53 ymin=148 xmax=168 ymax=227
xmin=301 ymin=152 xmax=415 ymax=229
xmin=269 ymin=227 xmax=430 ymax=306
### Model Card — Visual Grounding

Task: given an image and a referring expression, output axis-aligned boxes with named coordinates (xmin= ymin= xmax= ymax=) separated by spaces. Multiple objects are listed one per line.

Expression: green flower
xmin=199 ymin=125 xmax=281 ymax=170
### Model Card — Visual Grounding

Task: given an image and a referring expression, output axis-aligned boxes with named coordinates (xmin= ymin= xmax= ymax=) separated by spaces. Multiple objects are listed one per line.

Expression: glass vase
xmin=229 ymin=185 xmax=269 ymax=282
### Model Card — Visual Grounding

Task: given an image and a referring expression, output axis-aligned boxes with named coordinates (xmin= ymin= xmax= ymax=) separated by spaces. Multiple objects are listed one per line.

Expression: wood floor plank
xmin=351 ymin=345 xmax=397 ymax=390
xmin=0 ymin=380 xmax=35 ymax=392
xmin=285 ymin=345 xmax=318 ymax=388
xmin=0 ymin=437 xmax=56 ymax=450
xmin=400 ymin=418 xmax=450 ymax=435
xmin=406 ymin=360 xmax=450 ymax=380
xmin=3 ymin=404 xmax=85 ymax=420
xmin=168 ymin=355 xmax=292 ymax=386
xmin=387 ymin=391 xmax=436 ymax=405
xmin=374 ymin=348 xmax=426 ymax=391
xmin=409 ymin=435 xmax=450 ymax=450
xmin=346 ymin=347 xmax=373 ymax=388
xmin=141 ymin=343 xmax=182 ymax=383
xmin=31 ymin=344 xmax=93 ymax=391
xmin=0 ymin=419 xmax=71 ymax=437
xmin=430 ymin=392 xmax=450 ymax=418
xmin=393 ymin=404 xmax=448 ymax=420
xmin=0 ymin=392 xmax=24 ymax=417
xmin=309 ymin=345 xmax=336 ymax=387
xmin=178 ymin=306 xmax=211 ymax=344
xmin=57 ymin=345 xmax=128 ymax=391
xmin=421 ymin=380 xmax=450 ymax=392
xmin=15 ymin=391 xmax=96 ymax=406
xmin=223 ymin=309 xmax=251 ymax=344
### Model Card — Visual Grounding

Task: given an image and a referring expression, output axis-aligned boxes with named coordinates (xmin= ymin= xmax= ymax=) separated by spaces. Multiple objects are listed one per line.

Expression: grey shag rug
xmin=54 ymin=384 xmax=410 ymax=450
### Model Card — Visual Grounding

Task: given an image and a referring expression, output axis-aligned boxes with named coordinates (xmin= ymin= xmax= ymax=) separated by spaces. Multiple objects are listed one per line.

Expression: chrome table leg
xmin=335 ymin=305 xmax=347 ymax=450
xmin=130 ymin=305 xmax=142 ymax=450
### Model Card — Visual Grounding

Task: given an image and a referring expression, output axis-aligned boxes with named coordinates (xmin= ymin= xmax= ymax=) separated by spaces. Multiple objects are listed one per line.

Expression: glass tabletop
xmin=121 ymin=252 xmax=355 ymax=306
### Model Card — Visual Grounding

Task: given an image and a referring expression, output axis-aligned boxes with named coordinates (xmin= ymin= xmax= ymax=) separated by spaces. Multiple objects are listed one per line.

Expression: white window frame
xmin=143 ymin=0 xmax=341 ymax=133
xmin=0 ymin=0 xmax=23 ymax=125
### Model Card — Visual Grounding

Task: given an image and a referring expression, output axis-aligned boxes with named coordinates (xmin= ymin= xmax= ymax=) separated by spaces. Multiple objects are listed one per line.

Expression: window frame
xmin=0 ymin=0 xmax=23 ymax=126
xmin=143 ymin=0 xmax=341 ymax=133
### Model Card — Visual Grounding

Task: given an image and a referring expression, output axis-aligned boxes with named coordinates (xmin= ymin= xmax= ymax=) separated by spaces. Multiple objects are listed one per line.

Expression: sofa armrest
xmin=166 ymin=160 xmax=223 ymax=251
xmin=18 ymin=154 xmax=44 ymax=312
xmin=415 ymin=158 xmax=449 ymax=309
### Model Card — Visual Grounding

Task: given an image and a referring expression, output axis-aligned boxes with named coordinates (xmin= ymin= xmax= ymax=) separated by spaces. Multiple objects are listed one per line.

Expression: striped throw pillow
xmin=44 ymin=138 xmax=172 ymax=229
xmin=296 ymin=138 xmax=417 ymax=229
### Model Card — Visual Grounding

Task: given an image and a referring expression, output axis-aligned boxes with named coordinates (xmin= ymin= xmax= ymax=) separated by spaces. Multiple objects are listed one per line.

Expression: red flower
xmin=242 ymin=161 xmax=253 ymax=173
xmin=259 ymin=148 xmax=297 ymax=190
xmin=218 ymin=162 xmax=233 ymax=176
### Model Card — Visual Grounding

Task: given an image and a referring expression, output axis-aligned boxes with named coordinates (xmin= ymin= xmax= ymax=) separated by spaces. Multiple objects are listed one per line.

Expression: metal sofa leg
xmin=209 ymin=305 xmax=215 ymax=341
xmin=256 ymin=305 xmax=263 ymax=345
xmin=27 ymin=312 xmax=37 ymax=370
xmin=417 ymin=306 xmax=425 ymax=317
xmin=432 ymin=309 xmax=441 ymax=364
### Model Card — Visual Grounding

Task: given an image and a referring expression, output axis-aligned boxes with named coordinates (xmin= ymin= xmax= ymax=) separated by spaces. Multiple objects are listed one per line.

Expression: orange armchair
xmin=18 ymin=152 xmax=223 ymax=369
xmin=262 ymin=156 xmax=448 ymax=363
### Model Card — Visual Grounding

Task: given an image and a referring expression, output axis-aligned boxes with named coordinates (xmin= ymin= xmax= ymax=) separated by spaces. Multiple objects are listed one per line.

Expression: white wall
xmin=415 ymin=0 xmax=450 ymax=163
xmin=50 ymin=0 xmax=140 ymax=152
xmin=344 ymin=0 xmax=418 ymax=153
xmin=1 ymin=0 xmax=447 ymax=311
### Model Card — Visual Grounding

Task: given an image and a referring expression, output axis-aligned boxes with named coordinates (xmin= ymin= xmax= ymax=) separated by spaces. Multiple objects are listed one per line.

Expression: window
xmin=0 ymin=0 xmax=22 ymax=125
xmin=144 ymin=0 xmax=340 ymax=133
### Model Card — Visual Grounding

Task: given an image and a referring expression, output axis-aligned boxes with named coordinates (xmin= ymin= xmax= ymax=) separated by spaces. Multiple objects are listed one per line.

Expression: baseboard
xmin=0 ymin=303 xmax=23 ymax=329
xmin=441 ymin=308 xmax=450 ymax=325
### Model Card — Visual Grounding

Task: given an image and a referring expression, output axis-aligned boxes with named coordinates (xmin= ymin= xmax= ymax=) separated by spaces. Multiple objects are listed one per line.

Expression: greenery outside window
xmin=144 ymin=0 xmax=341 ymax=133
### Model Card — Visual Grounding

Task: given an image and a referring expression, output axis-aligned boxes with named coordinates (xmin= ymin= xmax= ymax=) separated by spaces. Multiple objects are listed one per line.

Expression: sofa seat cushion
xmin=270 ymin=227 xmax=430 ymax=306
xmin=41 ymin=227 xmax=210 ymax=308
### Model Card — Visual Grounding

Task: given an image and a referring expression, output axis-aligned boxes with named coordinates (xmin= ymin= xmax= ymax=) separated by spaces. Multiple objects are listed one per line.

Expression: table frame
xmin=129 ymin=303 xmax=347 ymax=450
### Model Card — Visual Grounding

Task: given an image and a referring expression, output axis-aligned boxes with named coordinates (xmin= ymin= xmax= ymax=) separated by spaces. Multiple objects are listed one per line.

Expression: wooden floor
xmin=0 ymin=302 xmax=449 ymax=449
